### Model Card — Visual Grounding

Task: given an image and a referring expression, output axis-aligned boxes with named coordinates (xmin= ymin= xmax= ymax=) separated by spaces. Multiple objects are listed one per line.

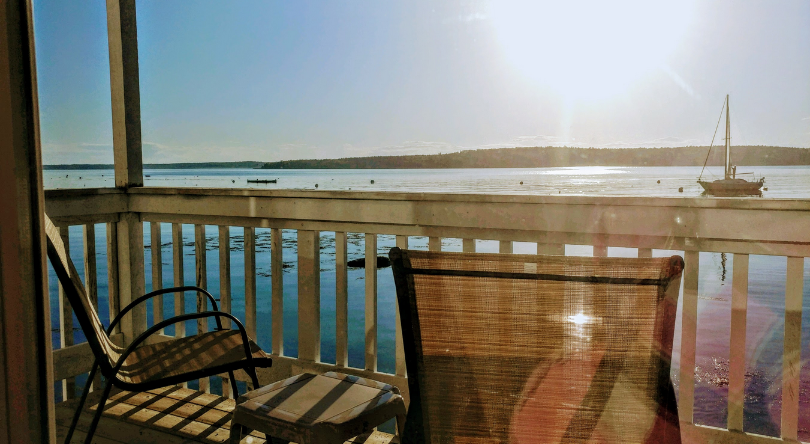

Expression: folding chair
xmin=44 ymin=215 xmax=272 ymax=444
xmin=390 ymin=247 xmax=683 ymax=443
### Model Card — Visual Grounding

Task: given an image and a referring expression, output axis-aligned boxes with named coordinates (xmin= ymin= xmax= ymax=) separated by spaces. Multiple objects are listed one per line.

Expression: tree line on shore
xmin=259 ymin=146 xmax=810 ymax=169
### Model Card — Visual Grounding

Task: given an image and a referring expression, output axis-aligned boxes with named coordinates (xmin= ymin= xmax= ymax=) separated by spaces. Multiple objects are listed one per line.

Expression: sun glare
xmin=568 ymin=313 xmax=591 ymax=325
xmin=489 ymin=0 xmax=696 ymax=102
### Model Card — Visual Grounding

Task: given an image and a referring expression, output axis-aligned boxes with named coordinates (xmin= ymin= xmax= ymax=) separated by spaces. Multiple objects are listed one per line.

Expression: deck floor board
xmin=56 ymin=386 xmax=398 ymax=444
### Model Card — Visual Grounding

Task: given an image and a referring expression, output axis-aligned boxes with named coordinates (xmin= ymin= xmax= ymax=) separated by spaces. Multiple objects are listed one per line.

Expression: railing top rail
xmin=46 ymin=186 xmax=810 ymax=211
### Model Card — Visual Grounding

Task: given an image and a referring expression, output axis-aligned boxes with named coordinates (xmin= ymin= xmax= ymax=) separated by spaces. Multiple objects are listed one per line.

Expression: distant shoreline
xmin=43 ymin=161 xmax=264 ymax=170
xmin=259 ymin=146 xmax=810 ymax=169
xmin=43 ymin=146 xmax=810 ymax=170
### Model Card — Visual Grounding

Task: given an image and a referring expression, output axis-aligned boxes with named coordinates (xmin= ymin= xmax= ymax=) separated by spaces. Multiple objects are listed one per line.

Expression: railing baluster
xmin=194 ymin=224 xmax=209 ymax=393
xmin=271 ymin=228 xmax=284 ymax=356
xmin=728 ymin=253 xmax=749 ymax=432
xmin=395 ymin=235 xmax=408 ymax=377
xmin=150 ymin=222 xmax=163 ymax=333
xmin=244 ymin=227 xmax=257 ymax=340
xmin=679 ymin=250 xmax=699 ymax=424
xmin=637 ymin=248 xmax=652 ymax=258
xmin=83 ymin=223 xmax=101 ymax=390
xmin=782 ymin=257 xmax=804 ymax=440
xmin=336 ymin=231 xmax=348 ymax=367
xmin=218 ymin=225 xmax=232 ymax=398
xmin=83 ymin=224 xmax=98 ymax=314
xmin=462 ymin=238 xmax=475 ymax=253
xmin=428 ymin=236 xmax=440 ymax=252
xmin=218 ymin=226 xmax=232 ymax=328
xmin=58 ymin=226 xmax=75 ymax=399
xmin=499 ymin=240 xmax=512 ymax=254
xmin=365 ymin=233 xmax=378 ymax=372
xmin=298 ymin=230 xmax=320 ymax=362
xmin=537 ymin=243 xmax=564 ymax=255
xmin=172 ymin=223 xmax=185 ymax=338
xmin=106 ymin=222 xmax=120 ymax=334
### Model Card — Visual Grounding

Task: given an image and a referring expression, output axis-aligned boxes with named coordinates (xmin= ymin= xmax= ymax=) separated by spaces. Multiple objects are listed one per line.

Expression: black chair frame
xmin=60 ymin=284 xmax=272 ymax=444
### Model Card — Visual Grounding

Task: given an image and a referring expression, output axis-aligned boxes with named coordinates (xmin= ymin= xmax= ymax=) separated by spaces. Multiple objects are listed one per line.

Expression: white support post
xmin=57 ymin=227 xmax=74 ymax=399
xmin=499 ymin=240 xmax=513 ymax=254
xmin=395 ymin=235 xmax=408 ymax=377
xmin=218 ymin=226 xmax=231 ymax=329
xmin=107 ymin=0 xmax=145 ymax=354
xmin=83 ymin=224 xmax=98 ymax=314
xmin=365 ymin=233 xmax=378 ymax=372
xmin=462 ymin=238 xmax=475 ymax=253
xmin=116 ymin=212 xmax=145 ymax=345
xmin=336 ymin=232 xmax=348 ymax=367
xmin=218 ymin=226 xmax=232 ymax=398
xmin=149 ymin=222 xmax=163 ymax=333
xmin=244 ymin=227 xmax=257 ymax=341
xmin=537 ymin=243 xmax=565 ymax=255
xmin=679 ymin=250 xmax=699 ymax=424
xmin=728 ymin=253 xmax=749 ymax=432
xmin=106 ymin=0 xmax=142 ymax=188
xmin=271 ymin=228 xmax=283 ymax=356
xmin=298 ymin=230 xmax=321 ymax=362
xmin=194 ymin=224 xmax=209 ymax=393
xmin=172 ymin=223 xmax=184 ymax=339
xmin=782 ymin=257 xmax=804 ymax=440
xmin=83 ymin=224 xmax=101 ymax=390
xmin=106 ymin=223 xmax=120 ymax=334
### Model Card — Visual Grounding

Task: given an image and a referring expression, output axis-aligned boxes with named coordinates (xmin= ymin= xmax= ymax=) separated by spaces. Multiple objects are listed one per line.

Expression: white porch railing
xmin=45 ymin=187 xmax=810 ymax=444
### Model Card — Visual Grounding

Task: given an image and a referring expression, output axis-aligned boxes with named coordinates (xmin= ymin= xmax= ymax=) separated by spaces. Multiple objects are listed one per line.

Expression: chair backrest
xmin=390 ymin=248 xmax=684 ymax=444
xmin=44 ymin=215 xmax=121 ymax=375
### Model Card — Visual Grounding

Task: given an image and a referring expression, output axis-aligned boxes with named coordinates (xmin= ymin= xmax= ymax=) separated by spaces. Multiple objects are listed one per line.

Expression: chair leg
xmin=83 ymin=377 xmax=113 ymax=444
xmin=248 ymin=367 xmax=260 ymax=389
xmin=228 ymin=371 xmax=239 ymax=398
xmin=229 ymin=422 xmax=247 ymax=444
xmin=396 ymin=413 xmax=406 ymax=441
xmin=64 ymin=362 xmax=98 ymax=444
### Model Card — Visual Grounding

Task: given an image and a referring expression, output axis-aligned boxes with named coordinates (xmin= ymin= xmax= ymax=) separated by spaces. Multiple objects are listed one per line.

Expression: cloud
xmin=802 ymin=116 xmax=810 ymax=121
xmin=443 ymin=12 xmax=487 ymax=24
xmin=41 ymin=141 xmax=114 ymax=165
xmin=662 ymin=65 xmax=700 ymax=99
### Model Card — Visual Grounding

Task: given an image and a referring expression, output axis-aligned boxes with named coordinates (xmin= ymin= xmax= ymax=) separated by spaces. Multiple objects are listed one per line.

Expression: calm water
xmin=46 ymin=165 xmax=810 ymax=198
xmin=46 ymin=166 xmax=810 ymax=437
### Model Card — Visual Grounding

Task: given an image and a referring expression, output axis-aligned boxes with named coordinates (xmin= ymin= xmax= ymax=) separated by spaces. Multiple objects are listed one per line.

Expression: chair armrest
xmin=108 ymin=286 xmax=220 ymax=335
xmin=112 ymin=311 xmax=265 ymax=375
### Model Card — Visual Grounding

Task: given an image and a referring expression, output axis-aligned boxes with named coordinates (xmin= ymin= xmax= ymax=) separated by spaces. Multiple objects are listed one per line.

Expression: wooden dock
xmin=56 ymin=385 xmax=398 ymax=444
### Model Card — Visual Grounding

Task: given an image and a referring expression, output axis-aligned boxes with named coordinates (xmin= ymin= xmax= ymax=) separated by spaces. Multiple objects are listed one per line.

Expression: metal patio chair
xmin=44 ymin=215 xmax=273 ymax=444
xmin=390 ymin=247 xmax=684 ymax=443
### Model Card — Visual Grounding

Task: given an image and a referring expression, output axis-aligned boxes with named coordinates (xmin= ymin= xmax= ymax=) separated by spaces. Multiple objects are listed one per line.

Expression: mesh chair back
xmin=390 ymin=248 xmax=683 ymax=444
xmin=44 ymin=215 xmax=122 ymax=374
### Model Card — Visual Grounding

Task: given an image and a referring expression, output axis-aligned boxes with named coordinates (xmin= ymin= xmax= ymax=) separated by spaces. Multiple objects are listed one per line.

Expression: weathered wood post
xmin=107 ymin=0 xmax=146 ymax=343
xmin=0 ymin=0 xmax=56 ymax=440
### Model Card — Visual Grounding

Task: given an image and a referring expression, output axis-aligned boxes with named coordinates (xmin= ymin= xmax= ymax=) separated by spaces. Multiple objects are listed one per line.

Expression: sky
xmin=33 ymin=0 xmax=810 ymax=164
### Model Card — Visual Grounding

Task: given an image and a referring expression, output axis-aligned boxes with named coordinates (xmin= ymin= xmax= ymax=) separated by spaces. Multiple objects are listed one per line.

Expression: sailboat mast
xmin=724 ymin=94 xmax=730 ymax=179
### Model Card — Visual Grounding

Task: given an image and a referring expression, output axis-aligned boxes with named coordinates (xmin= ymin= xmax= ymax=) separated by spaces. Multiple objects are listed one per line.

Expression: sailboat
xmin=697 ymin=95 xmax=765 ymax=196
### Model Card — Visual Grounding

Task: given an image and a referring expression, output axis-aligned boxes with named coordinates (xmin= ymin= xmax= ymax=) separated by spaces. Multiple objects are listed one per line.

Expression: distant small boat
xmin=247 ymin=179 xmax=277 ymax=184
xmin=697 ymin=95 xmax=764 ymax=196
